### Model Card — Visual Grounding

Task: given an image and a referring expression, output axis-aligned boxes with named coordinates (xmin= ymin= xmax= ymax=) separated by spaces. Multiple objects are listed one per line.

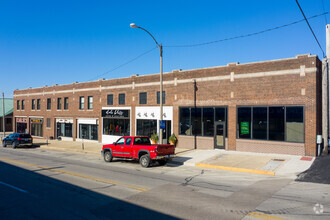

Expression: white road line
xmin=0 ymin=181 xmax=29 ymax=194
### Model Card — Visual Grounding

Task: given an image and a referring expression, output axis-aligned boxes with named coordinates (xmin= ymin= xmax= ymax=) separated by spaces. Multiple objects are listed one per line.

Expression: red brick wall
xmin=13 ymin=54 xmax=322 ymax=156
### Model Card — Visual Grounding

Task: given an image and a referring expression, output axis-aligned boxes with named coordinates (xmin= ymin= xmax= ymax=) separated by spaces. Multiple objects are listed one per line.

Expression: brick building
xmin=13 ymin=54 xmax=322 ymax=156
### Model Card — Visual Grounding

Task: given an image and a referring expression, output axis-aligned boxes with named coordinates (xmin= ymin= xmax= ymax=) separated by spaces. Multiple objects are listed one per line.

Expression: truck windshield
xmin=134 ymin=137 xmax=151 ymax=145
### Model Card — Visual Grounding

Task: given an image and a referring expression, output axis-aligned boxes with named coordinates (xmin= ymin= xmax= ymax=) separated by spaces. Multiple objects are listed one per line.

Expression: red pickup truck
xmin=101 ymin=136 xmax=175 ymax=167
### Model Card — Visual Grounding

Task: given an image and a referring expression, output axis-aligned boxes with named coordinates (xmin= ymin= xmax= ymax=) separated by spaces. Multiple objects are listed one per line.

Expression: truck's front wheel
xmin=140 ymin=155 xmax=150 ymax=168
xmin=104 ymin=151 xmax=113 ymax=162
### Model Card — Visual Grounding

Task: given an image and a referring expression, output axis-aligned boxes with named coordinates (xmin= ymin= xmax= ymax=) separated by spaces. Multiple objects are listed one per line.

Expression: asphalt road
xmin=0 ymin=147 xmax=329 ymax=219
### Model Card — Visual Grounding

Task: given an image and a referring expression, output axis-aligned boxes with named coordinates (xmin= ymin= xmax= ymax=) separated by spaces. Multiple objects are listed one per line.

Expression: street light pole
xmin=130 ymin=23 xmax=164 ymax=144
xmin=2 ymin=92 xmax=5 ymax=138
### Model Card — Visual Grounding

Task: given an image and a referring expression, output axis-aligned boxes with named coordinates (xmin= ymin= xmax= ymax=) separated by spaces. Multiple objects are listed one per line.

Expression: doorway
xmin=214 ymin=122 xmax=225 ymax=149
xmin=162 ymin=120 xmax=172 ymax=144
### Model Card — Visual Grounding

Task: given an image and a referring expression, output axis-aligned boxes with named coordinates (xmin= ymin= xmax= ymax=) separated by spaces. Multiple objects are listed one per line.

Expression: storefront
xmin=178 ymin=106 xmax=228 ymax=149
xmin=30 ymin=118 xmax=43 ymax=137
xmin=136 ymin=106 xmax=173 ymax=143
xmin=102 ymin=107 xmax=131 ymax=144
xmin=16 ymin=117 xmax=27 ymax=134
xmin=77 ymin=118 xmax=98 ymax=141
xmin=56 ymin=118 xmax=73 ymax=140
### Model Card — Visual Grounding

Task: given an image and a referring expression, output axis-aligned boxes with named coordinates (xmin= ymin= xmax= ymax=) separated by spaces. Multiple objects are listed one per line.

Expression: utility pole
xmin=324 ymin=24 xmax=330 ymax=155
xmin=2 ymin=92 xmax=5 ymax=138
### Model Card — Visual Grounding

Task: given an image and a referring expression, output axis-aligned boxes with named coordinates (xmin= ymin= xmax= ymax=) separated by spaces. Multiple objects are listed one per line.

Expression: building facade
xmin=13 ymin=54 xmax=322 ymax=156
xmin=0 ymin=98 xmax=13 ymax=132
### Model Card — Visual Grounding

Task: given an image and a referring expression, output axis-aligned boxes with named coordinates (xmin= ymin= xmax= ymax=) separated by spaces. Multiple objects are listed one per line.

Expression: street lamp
xmin=130 ymin=23 xmax=164 ymax=144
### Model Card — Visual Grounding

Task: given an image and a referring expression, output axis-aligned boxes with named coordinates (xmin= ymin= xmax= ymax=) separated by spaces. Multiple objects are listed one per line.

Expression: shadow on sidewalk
xmin=296 ymin=154 xmax=330 ymax=184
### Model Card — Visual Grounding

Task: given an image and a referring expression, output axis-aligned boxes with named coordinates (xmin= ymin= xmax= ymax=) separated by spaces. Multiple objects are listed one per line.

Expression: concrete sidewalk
xmin=32 ymin=138 xmax=314 ymax=177
xmin=173 ymin=148 xmax=315 ymax=177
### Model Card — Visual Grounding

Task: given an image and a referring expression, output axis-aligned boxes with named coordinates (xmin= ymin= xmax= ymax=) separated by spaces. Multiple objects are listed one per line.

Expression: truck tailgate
xmin=155 ymin=144 xmax=175 ymax=155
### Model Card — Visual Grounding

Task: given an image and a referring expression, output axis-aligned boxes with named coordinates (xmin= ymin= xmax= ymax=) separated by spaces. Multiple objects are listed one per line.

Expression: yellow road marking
xmin=0 ymin=157 xmax=149 ymax=192
xmin=248 ymin=212 xmax=285 ymax=220
xmin=196 ymin=163 xmax=275 ymax=176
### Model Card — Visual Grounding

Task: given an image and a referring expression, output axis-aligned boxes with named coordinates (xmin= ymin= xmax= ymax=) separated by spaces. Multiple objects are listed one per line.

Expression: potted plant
xmin=150 ymin=133 xmax=159 ymax=144
xmin=169 ymin=133 xmax=177 ymax=146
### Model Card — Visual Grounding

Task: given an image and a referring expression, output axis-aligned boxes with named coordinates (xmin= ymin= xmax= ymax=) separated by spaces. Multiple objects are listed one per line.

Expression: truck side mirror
xmin=113 ymin=142 xmax=116 ymax=145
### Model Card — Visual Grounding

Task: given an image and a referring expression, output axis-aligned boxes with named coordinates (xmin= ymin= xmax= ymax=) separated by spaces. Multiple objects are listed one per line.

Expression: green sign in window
xmin=241 ymin=122 xmax=249 ymax=134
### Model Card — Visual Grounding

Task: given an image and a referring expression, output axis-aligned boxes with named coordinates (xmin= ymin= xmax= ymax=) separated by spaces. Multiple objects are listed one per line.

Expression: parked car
xmin=2 ymin=133 xmax=33 ymax=148
xmin=101 ymin=136 xmax=175 ymax=167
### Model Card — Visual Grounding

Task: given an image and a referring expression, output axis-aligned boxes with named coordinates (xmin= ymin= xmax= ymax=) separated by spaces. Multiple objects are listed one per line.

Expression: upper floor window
xmin=139 ymin=92 xmax=147 ymax=104
xmin=21 ymin=100 xmax=25 ymax=110
xmin=107 ymin=94 xmax=113 ymax=105
xmin=157 ymin=91 xmax=166 ymax=104
xmin=57 ymin=98 xmax=62 ymax=110
xmin=17 ymin=100 xmax=20 ymax=110
xmin=79 ymin=96 xmax=85 ymax=110
xmin=46 ymin=118 xmax=51 ymax=128
xmin=64 ymin=97 xmax=69 ymax=110
xmin=88 ymin=96 xmax=93 ymax=110
xmin=119 ymin=93 xmax=125 ymax=105
xmin=32 ymin=99 xmax=35 ymax=110
xmin=37 ymin=99 xmax=41 ymax=110
xmin=47 ymin=98 xmax=51 ymax=110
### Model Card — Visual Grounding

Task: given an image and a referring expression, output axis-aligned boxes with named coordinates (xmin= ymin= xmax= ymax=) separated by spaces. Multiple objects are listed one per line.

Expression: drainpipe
xmin=194 ymin=80 xmax=198 ymax=149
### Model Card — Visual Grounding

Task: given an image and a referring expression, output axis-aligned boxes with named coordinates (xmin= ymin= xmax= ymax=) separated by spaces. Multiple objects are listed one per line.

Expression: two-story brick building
xmin=13 ymin=54 xmax=323 ymax=156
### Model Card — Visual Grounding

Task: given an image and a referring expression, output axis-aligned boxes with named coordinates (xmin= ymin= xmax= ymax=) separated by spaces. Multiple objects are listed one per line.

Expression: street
xmin=0 ymin=147 xmax=329 ymax=219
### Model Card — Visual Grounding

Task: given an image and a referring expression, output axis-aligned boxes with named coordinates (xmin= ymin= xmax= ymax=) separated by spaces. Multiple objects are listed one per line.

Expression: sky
xmin=0 ymin=0 xmax=329 ymax=98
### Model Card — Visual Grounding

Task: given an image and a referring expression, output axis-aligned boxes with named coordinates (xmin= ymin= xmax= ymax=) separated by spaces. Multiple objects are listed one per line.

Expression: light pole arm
xmin=135 ymin=26 xmax=162 ymax=56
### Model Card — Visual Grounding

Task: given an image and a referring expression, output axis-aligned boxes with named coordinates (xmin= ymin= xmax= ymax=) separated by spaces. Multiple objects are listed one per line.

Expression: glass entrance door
xmin=162 ymin=120 xmax=171 ymax=144
xmin=214 ymin=122 xmax=225 ymax=149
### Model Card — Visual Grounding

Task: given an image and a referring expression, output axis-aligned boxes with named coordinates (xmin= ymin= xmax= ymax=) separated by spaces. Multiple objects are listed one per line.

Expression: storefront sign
xmin=159 ymin=120 xmax=165 ymax=129
xmin=102 ymin=109 xmax=129 ymax=118
xmin=56 ymin=118 xmax=73 ymax=123
xmin=31 ymin=118 xmax=43 ymax=124
xmin=16 ymin=117 xmax=27 ymax=123
xmin=240 ymin=122 xmax=249 ymax=134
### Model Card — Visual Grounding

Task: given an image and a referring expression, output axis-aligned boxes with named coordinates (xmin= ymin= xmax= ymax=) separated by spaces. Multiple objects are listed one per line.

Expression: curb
xmin=195 ymin=163 xmax=275 ymax=176
xmin=39 ymin=146 xmax=100 ymax=156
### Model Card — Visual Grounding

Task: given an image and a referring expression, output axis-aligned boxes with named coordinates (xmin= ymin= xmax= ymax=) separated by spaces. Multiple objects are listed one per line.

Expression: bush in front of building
xmin=150 ymin=133 xmax=159 ymax=144
xmin=169 ymin=133 xmax=177 ymax=146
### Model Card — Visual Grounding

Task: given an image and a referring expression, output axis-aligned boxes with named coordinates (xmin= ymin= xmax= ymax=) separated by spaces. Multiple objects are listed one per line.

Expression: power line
xmin=164 ymin=12 xmax=329 ymax=48
xmin=321 ymin=0 xmax=328 ymax=24
xmin=295 ymin=0 xmax=325 ymax=58
xmin=88 ymin=46 xmax=157 ymax=81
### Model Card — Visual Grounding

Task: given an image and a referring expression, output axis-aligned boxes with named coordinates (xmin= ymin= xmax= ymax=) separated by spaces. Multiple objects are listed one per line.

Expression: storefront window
xmin=17 ymin=123 xmax=27 ymax=134
xmin=253 ymin=107 xmax=267 ymax=140
xmin=286 ymin=106 xmax=304 ymax=142
xmin=237 ymin=106 xmax=303 ymax=143
xmin=269 ymin=107 xmax=284 ymax=141
xmin=57 ymin=123 xmax=73 ymax=137
xmin=179 ymin=108 xmax=191 ymax=135
xmin=179 ymin=107 xmax=227 ymax=137
xmin=79 ymin=124 xmax=98 ymax=140
xmin=137 ymin=119 xmax=157 ymax=137
xmin=203 ymin=108 xmax=214 ymax=136
xmin=237 ymin=107 xmax=251 ymax=139
xmin=191 ymin=108 xmax=201 ymax=136
xmin=31 ymin=119 xmax=43 ymax=137
xmin=103 ymin=118 xmax=130 ymax=136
